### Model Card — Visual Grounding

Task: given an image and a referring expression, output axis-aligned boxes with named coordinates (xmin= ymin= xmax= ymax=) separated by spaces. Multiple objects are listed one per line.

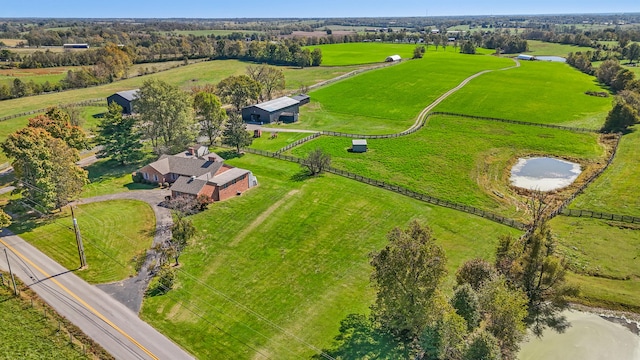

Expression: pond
xmin=510 ymin=157 xmax=581 ymax=191
xmin=536 ymin=55 xmax=567 ymax=62
xmin=518 ymin=310 xmax=640 ymax=360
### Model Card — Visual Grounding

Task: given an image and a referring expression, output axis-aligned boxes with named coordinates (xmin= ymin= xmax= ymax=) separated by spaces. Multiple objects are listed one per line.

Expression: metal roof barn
xmin=107 ymin=89 xmax=140 ymax=114
xmin=242 ymin=96 xmax=301 ymax=123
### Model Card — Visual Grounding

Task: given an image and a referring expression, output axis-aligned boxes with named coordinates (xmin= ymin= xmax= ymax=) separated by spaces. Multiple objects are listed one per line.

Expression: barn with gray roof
xmin=107 ymin=89 xmax=140 ymax=114
xmin=242 ymin=96 xmax=304 ymax=123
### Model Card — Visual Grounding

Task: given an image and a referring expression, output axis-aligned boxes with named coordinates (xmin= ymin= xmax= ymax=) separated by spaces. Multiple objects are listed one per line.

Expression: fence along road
xmin=0 ymin=230 xmax=194 ymax=360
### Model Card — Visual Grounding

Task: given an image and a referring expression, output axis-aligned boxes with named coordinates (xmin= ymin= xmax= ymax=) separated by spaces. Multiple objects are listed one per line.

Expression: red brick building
xmin=137 ymin=146 xmax=257 ymax=201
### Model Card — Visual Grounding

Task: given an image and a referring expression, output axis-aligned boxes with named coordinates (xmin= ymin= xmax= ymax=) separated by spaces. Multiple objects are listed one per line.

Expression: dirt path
xmin=229 ymin=189 xmax=299 ymax=247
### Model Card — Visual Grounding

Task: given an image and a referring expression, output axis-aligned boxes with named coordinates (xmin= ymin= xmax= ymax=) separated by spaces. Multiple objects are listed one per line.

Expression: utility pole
xmin=4 ymin=248 xmax=18 ymax=295
xmin=70 ymin=206 xmax=87 ymax=269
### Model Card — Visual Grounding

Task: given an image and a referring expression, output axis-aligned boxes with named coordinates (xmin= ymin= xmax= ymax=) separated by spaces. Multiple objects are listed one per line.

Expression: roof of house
xmin=291 ymin=94 xmax=310 ymax=102
xmin=211 ymin=167 xmax=250 ymax=186
xmin=352 ymin=139 xmax=368 ymax=146
xmin=147 ymin=155 xmax=223 ymax=177
xmin=170 ymin=176 xmax=208 ymax=196
xmin=113 ymin=89 xmax=140 ymax=101
xmin=251 ymin=96 xmax=300 ymax=113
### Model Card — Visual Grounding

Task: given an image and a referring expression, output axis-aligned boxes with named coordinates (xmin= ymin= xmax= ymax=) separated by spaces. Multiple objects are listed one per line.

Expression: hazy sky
xmin=2 ymin=0 xmax=638 ymax=18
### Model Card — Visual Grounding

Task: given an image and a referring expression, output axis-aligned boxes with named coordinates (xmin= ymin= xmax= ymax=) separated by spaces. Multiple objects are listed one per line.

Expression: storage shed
xmin=241 ymin=96 xmax=301 ymax=123
xmin=385 ymin=54 xmax=402 ymax=62
xmin=352 ymin=139 xmax=368 ymax=153
xmin=516 ymin=54 xmax=536 ymax=61
xmin=107 ymin=89 xmax=140 ymax=114
xmin=292 ymin=94 xmax=310 ymax=105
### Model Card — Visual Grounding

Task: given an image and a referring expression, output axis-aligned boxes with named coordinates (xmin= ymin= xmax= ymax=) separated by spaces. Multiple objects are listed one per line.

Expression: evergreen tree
xmin=96 ymin=103 xmax=144 ymax=164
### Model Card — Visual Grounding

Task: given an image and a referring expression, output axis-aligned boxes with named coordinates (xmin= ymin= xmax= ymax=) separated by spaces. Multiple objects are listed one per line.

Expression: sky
xmin=1 ymin=0 xmax=638 ymax=18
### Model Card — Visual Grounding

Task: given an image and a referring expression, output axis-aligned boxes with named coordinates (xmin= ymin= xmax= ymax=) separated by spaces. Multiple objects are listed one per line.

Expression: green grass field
xmin=569 ymin=130 xmax=640 ymax=217
xmin=550 ymin=216 xmax=640 ymax=312
xmin=435 ymin=61 xmax=612 ymax=129
xmin=305 ymin=43 xmax=420 ymax=65
xmin=285 ymin=51 xmax=514 ymax=133
xmin=10 ymin=200 xmax=155 ymax=284
xmin=140 ymin=154 xmax=519 ymax=359
xmin=290 ymin=115 xmax=604 ymax=220
xmin=248 ymin=131 xmax=313 ymax=152
xmin=82 ymin=157 xmax=158 ymax=198
xmin=0 ymin=283 xmax=89 ymax=360
xmin=524 ymin=40 xmax=594 ymax=56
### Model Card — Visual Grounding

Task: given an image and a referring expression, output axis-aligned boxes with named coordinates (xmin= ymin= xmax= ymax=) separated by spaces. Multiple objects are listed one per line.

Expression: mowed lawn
xmin=306 ymin=42 xmax=420 ymax=65
xmin=11 ymin=200 xmax=155 ymax=284
xmin=523 ymin=40 xmax=594 ymax=56
xmin=248 ymin=131 xmax=314 ymax=152
xmin=291 ymin=115 xmax=604 ymax=220
xmin=141 ymin=154 xmax=520 ymax=359
xmin=551 ymin=216 xmax=640 ymax=312
xmin=570 ymin=130 xmax=640 ymax=217
xmin=0 ymin=60 xmax=365 ymax=119
xmin=435 ymin=60 xmax=612 ymax=129
xmin=287 ymin=52 xmax=515 ymax=134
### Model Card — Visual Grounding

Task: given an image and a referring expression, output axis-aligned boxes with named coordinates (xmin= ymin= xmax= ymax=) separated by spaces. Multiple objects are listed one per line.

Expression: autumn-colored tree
xmin=28 ymin=107 xmax=89 ymax=150
xmin=94 ymin=42 xmax=133 ymax=80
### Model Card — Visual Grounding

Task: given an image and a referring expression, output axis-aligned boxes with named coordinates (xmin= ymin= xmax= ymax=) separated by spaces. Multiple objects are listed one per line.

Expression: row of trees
xmin=321 ymin=195 xmax=575 ymax=359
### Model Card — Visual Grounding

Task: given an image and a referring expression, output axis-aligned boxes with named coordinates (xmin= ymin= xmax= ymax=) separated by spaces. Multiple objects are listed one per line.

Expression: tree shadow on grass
xmin=290 ymin=169 xmax=312 ymax=182
xmin=217 ymin=150 xmax=243 ymax=160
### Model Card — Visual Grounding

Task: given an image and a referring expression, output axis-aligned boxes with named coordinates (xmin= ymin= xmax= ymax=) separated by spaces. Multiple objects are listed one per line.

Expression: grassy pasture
xmin=141 ymin=154 xmax=519 ymax=359
xmin=0 ymin=60 xmax=364 ymax=119
xmin=0 ymin=38 xmax=25 ymax=46
xmin=288 ymin=52 xmax=514 ymax=133
xmin=248 ymin=131 xmax=312 ymax=152
xmin=10 ymin=200 xmax=155 ymax=284
xmin=0 ymin=67 xmax=74 ymax=87
xmin=570 ymin=130 xmax=640 ymax=216
xmin=290 ymin=115 xmax=604 ymax=220
xmin=306 ymin=42 xmax=419 ymax=65
xmin=0 ymin=283 xmax=89 ymax=360
xmin=434 ymin=61 xmax=612 ymax=129
xmin=524 ymin=40 xmax=594 ymax=56
xmin=551 ymin=216 xmax=640 ymax=312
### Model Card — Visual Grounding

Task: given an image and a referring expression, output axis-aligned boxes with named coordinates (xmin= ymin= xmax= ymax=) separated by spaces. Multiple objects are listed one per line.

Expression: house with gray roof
xmin=137 ymin=146 xmax=257 ymax=202
xmin=241 ymin=96 xmax=305 ymax=123
xmin=107 ymin=89 xmax=140 ymax=114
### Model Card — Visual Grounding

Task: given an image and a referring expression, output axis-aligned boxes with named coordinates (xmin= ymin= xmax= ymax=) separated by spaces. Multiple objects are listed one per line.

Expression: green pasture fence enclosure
xmin=0 ymin=98 xmax=107 ymax=122
xmin=562 ymin=209 xmax=640 ymax=224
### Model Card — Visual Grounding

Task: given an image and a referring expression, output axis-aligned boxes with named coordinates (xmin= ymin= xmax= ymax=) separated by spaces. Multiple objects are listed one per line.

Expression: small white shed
xmin=516 ymin=54 xmax=536 ymax=61
xmin=352 ymin=139 xmax=368 ymax=153
xmin=385 ymin=54 xmax=402 ymax=62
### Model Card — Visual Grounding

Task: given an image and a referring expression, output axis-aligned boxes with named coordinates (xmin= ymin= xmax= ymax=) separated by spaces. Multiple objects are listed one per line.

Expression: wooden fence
xmin=0 ymin=98 xmax=107 ymax=122
xmin=243 ymin=147 xmax=527 ymax=230
xmin=561 ymin=209 xmax=640 ymax=224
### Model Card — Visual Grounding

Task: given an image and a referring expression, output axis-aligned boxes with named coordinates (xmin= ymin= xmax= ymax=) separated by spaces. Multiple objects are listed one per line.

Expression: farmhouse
xmin=352 ymin=139 xmax=368 ymax=153
xmin=107 ymin=89 xmax=139 ymax=114
xmin=242 ymin=96 xmax=303 ymax=123
xmin=385 ymin=54 xmax=401 ymax=62
xmin=137 ymin=146 xmax=258 ymax=202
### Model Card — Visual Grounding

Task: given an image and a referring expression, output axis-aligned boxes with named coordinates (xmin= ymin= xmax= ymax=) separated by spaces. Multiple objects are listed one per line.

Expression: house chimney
xmin=189 ymin=147 xmax=195 ymax=156
xmin=208 ymin=155 xmax=219 ymax=162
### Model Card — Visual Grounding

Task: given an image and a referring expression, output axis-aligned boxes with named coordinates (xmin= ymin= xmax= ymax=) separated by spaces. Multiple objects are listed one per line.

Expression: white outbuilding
xmin=352 ymin=139 xmax=368 ymax=153
xmin=516 ymin=54 xmax=536 ymax=61
xmin=385 ymin=54 xmax=402 ymax=62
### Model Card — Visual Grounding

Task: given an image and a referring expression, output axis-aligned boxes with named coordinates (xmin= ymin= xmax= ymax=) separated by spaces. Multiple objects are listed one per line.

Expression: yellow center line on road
xmin=0 ymin=237 xmax=159 ymax=360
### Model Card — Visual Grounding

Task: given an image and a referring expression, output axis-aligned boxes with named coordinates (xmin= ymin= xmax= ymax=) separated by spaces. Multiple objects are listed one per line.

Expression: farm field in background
xmin=434 ymin=60 xmax=612 ymax=129
xmin=290 ymin=115 xmax=604 ymax=220
xmin=288 ymin=51 xmax=514 ymax=133
xmin=10 ymin=200 xmax=155 ymax=284
xmin=141 ymin=154 xmax=519 ymax=359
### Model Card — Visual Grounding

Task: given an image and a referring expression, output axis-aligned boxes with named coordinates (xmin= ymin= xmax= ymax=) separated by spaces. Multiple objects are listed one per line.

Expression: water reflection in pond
xmin=510 ymin=157 xmax=581 ymax=191
xmin=536 ymin=55 xmax=567 ymax=62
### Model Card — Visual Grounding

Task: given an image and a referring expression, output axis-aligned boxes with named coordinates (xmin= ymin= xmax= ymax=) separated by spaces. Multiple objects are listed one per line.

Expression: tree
xmin=370 ymin=221 xmax=447 ymax=340
xmin=602 ymin=99 xmax=638 ymax=133
xmin=193 ymin=91 xmax=227 ymax=145
xmin=28 ymin=107 xmax=88 ymax=150
xmin=596 ymin=59 xmax=623 ymax=86
xmin=168 ymin=214 xmax=196 ymax=266
xmin=463 ymin=331 xmax=502 ymax=360
xmin=611 ymin=68 xmax=635 ymax=92
xmin=456 ymin=258 xmax=497 ymax=291
xmin=420 ymin=299 xmax=468 ymax=360
xmin=623 ymin=42 xmax=640 ymax=64
xmin=2 ymin=127 xmax=88 ymax=211
xmin=136 ymin=79 xmax=197 ymax=153
xmin=96 ymin=103 xmax=143 ymax=164
xmin=302 ymin=148 xmax=331 ymax=176
xmin=460 ymin=40 xmax=476 ymax=54
xmin=216 ymin=75 xmax=262 ymax=113
xmin=222 ymin=113 xmax=252 ymax=153
xmin=311 ymin=48 xmax=323 ymax=66
xmin=478 ymin=278 xmax=528 ymax=359
xmin=0 ymin=209 xmax=11 ymax=228
xmin=246 ymin=65 xmax=285 ymax=102
xmin=94 ymin=42 xmax=133 ymax=80
xmin=451 ymin=283 xmax=481 ymax=332
xmin=413 ymin=45 xmax=426 ymax=59
xmin=296 ymin=48 xmax=312 ymax=68
xmin=496 ymin=193 xmax=578 ymax=338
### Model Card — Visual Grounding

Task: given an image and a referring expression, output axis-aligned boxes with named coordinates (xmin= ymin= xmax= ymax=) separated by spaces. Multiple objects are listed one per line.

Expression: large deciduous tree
xmin=370 ymin=220 xmax=447 ymax=340
xmin=28 ymin=107 xmax=89 ymax=150
xmin=222 ymin=113 xmax=252 ymax=153
xmin=311 ymin=48 xmax=323 ymax=66
xmin=596 ymin=59 xmax=623 ymax=87
xmin=246 ymin=65 xmax=285 ymax=102
xmin=623 ymin=42 xmax=640 ymax=64
xmin=193 ymin=91 xmax=227 ymax=145
xmin=96 ymin=103 xmax=143 ymax=164
xmin=303 ymin=148 xmax=331 ymax=176
xmin=136 ymin=79 xmax=197 ymax=154
xmin=94 ymin=42 xmax=133 ymax=81
xmin=1 ymin=127 xmax=88 ymax=211
xmin=216 ymin=75 xmax=262 ymax=112
xmin=602 ymin=98 xmax=639 ymax=132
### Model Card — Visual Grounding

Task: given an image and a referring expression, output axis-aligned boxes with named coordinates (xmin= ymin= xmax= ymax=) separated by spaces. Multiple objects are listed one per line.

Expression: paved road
xmin=0 ymin=226 xmax=192 ymax=360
